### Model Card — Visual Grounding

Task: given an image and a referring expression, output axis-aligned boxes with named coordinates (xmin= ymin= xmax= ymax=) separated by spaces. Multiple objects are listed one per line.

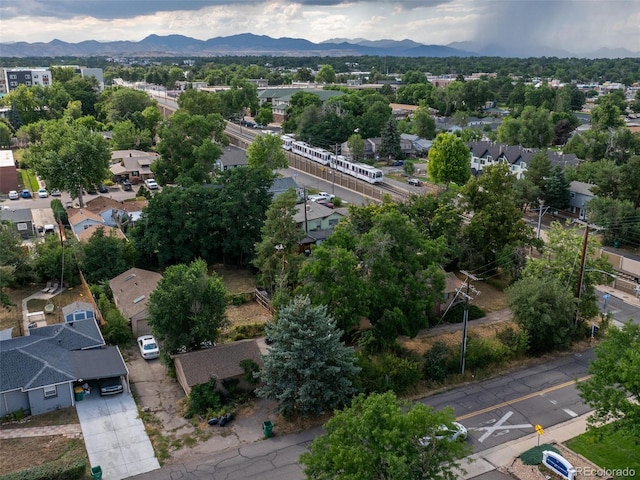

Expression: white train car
xmin=291 ymin=141 xmax=331 ymax=165
xmin=334 ymin=156 xmax=384 ymax=184
xmin=281 ymin=135 xmax=293 ymax=151
xmin=283 ymin=138 xmax=384 ymax=184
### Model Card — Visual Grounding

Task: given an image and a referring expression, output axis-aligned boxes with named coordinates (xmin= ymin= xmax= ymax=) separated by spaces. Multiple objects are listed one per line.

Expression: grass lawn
xmin=565 ymin=424 xmax=640 ymax=479
xmin=19 ymin=168 xmax=39 ymax=192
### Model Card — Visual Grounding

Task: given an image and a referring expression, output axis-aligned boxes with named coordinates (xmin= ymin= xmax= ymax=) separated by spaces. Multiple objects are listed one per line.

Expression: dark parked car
xmin=407 ymin=178 xmax=423 ymax=187
xmin=122 ymin=181 xmax=132 ymax=191
xmin=98 ymin=185 xmax=109 ymax=193
xmin=98 ymin=377 xmax=123 ymax=396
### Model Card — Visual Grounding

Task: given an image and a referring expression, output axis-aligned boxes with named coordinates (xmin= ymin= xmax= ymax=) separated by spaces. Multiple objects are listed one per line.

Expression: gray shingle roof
xmin=467 ymin=141 xmax=581 ymax=169
xmin=173 ymin=339 xmax=263 ymax=388
xmin=0 ymin=318 xmax=105 ymax=393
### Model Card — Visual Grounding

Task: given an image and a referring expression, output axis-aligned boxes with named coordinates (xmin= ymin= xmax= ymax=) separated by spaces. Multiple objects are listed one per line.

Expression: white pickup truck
xmin=307 ymin=192 xmax=335 ymax=202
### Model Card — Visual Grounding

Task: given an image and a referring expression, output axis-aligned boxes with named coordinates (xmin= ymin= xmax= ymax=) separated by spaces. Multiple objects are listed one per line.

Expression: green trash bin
xmin=74 ymin=387 xmax=84 ymax=402
xmin=91 ymin=465 xmax=102 ymax=479
xmin=263 ymin=420 xmax=274 ymax=439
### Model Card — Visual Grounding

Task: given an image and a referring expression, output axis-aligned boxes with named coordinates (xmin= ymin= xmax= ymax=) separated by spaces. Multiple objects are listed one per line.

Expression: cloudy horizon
xmin=1 ymin=0 xmax=639 ymax=54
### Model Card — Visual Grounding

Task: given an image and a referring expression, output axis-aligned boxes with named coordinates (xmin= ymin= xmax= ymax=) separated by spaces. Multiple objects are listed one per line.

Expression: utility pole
xmin=536 ymin=199 xmax=550 ymax=239
xmin=459 ymin=270 xmax=481 ymax=375
xmin=574 ymin=224 xmax=590 ymax=326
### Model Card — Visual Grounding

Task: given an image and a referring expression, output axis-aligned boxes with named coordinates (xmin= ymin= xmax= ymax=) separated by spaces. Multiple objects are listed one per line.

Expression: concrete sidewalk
xmin=462 ymin=413 xmax=591 ymax=479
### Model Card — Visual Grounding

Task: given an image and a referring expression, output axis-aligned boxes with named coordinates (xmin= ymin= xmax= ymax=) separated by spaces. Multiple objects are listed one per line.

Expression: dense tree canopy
xmin=246 ymin=133 xmax=288 ymax=171
xmin=300 ymin=391 xmax=468 ymax=480
xmin=148 ymin=259 xmax=227 ymax=356
xmin=578 ymin=322 xmax=640 ymax=438
xmin=25 ymin=119 xmax=111 ymax=207
xmin=132 ymin=168 xmax=273 ymax=267
xmin=257 ymin=295 xmax=360 ymax=418
xmin=154 ymin=110 xmax=227 ymax=185
xmin=427 ymin=132 xmax=471 ymax=185
xmin=79 ymin=227 xmax=134 ymax=284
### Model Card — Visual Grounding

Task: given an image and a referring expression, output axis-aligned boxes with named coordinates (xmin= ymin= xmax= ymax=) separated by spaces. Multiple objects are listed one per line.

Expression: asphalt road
xmin=597 ymin=289 xmax=640 ymax=325
xmin=130 ymin=348 xmax=595 ymax=480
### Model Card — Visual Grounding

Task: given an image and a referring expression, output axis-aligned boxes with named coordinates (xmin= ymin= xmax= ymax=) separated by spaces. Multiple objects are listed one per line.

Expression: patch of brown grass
xmin=1 ymin=407 xmax=78 ymax=430
xmin=210 ymin=265 xmax=256 ymax=294
xmin=0 ymin=437 xmax=87 ymax=476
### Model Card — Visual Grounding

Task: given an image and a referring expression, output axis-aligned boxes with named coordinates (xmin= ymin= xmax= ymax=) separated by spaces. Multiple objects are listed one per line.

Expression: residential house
xmin=0 ymin=207 xmax=35 ymax=239
xmin=468 ymin=141 xmax=581 ymax=179
xmin=258 ymin=88 xmax=344 ymax=123
xmin=294 ymin=202 xmax=344 ymax=250
xmin=343 ymin=136 xmax=415 ymax=160
xmin=76 ymin=224 xmax=127 ymax=243
xmin=215 ymin=145 xmax=248 ymax=171
xmin=0 ymin=150 xmax=19 ymax=193
xmin=109 ymin=150 xmax=159 ymax=184
xmin=269 ymin=177 xmax=303 ymax=201
xmin=109 ymin=268 xmax=162 ymax=335
xmin=67 ymin=208 xmax=104 ymax=237
xmin=82 ymin=196 xmax=147 ymax=230
xmin=173 ymin=339 xmax=263 ymax=395
xmin=569 ymin=181 xmax=597 ymax=221
xmin=436 ymin=272 xmax=463 ymax=315
xmin=0 ymin=318 xmax=127 ymax=416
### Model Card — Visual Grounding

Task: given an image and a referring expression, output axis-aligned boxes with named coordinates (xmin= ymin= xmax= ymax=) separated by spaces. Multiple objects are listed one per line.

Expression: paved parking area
xmin=75 ymin=391 xmax=160 ymax=480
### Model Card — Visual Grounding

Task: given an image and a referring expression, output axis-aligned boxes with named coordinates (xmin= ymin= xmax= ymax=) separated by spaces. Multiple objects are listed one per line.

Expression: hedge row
xmin=0 ymin=456 xmax=86 ymax=480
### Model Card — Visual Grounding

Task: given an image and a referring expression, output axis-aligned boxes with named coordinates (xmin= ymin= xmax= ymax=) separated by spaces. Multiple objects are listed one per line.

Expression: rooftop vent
xmin=133 ymin=295 xmax=146 ymax=304
xmin=124 ymin=273 xmax=136 ymax=281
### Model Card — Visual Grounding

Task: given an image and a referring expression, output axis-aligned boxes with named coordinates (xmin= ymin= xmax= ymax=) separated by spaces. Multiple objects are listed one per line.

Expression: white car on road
xmin=37 ymin=188 xmax=49 ymax=198
xmin=419 ymin=421 xmax=468 ymax=447
xmin=8 ymin=190 xmax=19 ymax=200
xmin=308 ymin=192 xmax=335 ymax=202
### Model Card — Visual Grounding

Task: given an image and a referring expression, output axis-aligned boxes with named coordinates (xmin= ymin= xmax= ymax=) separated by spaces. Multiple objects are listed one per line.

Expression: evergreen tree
xmin=544 ymin=166 xmax=571 ymax=209
xmin=379 ymin=117 xmax=403 ymax=163
xmin=256 ymin=296 xmax=360 ymax=418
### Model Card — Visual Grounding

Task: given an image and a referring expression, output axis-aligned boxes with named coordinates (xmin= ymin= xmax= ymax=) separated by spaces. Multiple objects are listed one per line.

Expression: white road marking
xmin=563 ymin=408 xmax=578 ymax=418
xmin=470 ymin=411 xmax=533 ymax=443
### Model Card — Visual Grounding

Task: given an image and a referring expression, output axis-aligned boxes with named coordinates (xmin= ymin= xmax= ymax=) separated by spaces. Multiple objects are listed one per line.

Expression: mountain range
xmin=0 ymin=33 xmax=637 ymax=59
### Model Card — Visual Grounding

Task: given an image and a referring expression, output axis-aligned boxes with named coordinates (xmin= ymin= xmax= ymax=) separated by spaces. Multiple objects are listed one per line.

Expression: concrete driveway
xmin=75 ymin=390 xmax=160 ymax=479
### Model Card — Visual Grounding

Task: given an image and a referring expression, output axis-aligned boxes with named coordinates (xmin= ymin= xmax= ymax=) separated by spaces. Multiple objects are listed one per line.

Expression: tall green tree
xmin=96 ymin=87 xmax=154 ymax=124
xmin=315 ymin=64 xmax=336 ymax=84
xmin=25 ymin=120 xmax=110 ymax=207
xmin=427 ymin=132 xmax=471 ymax=185
xmin=79 ymin=227 xmax=133 ymax=284
xmin=543 ymin=166 xmax=571 ymax=209
xmin=253 ymin=190 xmax=304 ymax=294
xmin=523 ymin=221 xmax=613 ymax=320
xmin=378 ymin=117 xmax=403 ymax=163
xmin=148 ymin=259 xmax=227 ymax=356
xmin=506 ymin=276 xmax=576 ymax=355
xmin=0 ymin=221 xmax=32 ymax=306
xmin=524 ymin=150 xmax=552 ymax=190
xmin=300 ymin=392 xmax=468 ymax=480
xmin=154 ymin=110 xmax=227 ymax=185
xmin=412 ymin=106 xmax=436 ymax=139
xmin=591 ymin=94 xmax=625 ymax=131
xmin=459 ymin=163 xmax=539 ymax=272
xmin=256 ymin=295 xmax=360 ymax=418
xmin=111 ymin=119 xmax=152 ymax=150
xmin=347 ymin=133 xmax=365 ymax=161
xmin=246 ymin=133 xmax=287 ymax=171
xmin=578 ymin=322 xmax=640 ymax=438
xmin=33 ymin=235 xmax=79 ymax=286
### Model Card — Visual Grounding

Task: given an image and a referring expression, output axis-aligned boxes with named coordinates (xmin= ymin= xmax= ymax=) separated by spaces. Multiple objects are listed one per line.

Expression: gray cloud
xmin=0 ymin=0 xmax=450 ymax=20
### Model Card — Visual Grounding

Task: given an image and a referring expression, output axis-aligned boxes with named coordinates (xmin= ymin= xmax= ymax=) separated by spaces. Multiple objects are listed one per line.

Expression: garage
xmin=71 ymin=347 xmax=160 ymax=479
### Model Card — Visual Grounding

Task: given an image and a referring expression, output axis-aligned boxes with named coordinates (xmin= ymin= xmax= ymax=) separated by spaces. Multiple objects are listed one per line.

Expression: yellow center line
xmin=456 ymin=375 xmax=592 ymax=421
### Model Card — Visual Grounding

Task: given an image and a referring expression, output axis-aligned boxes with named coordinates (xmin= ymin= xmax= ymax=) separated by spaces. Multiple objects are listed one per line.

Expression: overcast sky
xmin=1 ymin=0 xmax=638 ymax=54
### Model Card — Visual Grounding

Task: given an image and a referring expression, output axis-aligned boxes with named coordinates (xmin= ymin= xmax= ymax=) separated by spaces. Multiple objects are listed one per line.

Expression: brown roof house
xmin=109 ymin=268 xmax=162 ymax=335
xmin=109 ymin=150 xmax=159 ymax=183
xmin=76 ymin=224 xmax=127 ymax=243
xmin=173 ymin=339 xmax=263 ymax=395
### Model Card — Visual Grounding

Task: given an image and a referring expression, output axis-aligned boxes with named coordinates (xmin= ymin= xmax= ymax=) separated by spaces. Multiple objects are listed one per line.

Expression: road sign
xmin=535 ymin=424 xmax=544 ymax=435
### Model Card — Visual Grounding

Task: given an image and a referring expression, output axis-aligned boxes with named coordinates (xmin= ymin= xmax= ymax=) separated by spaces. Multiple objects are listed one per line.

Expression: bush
xmin=103 ymin=308 xmax=132 ymax=346
xmin=50 ymin=199 xmax=68 ymax=225
xmin=240 ymin=359 xmax=260 ymax=386
xmin=423 ymin=341 xmax=456 ymax=383
xmin=232 ymin=323 xmax=266 ymax=341
xmin=519 ymin=444 xmax=560 ymax=465
xmin=355 ymin=352 xmax=421 ymax=395
xmin=496 ymin=326 xmax=528 ymax=358
xmin=441 ymin=303 xmax=485 ymax=324
xmin=228 ymin=293 xmax=247 ymax=306
xmin=464 ymin=335 xmax=510 ymax=371
xmin=188 ymin=378 xmax=223 ymax=417
xmin=0 ymin=451 xmax=86 ymax=480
